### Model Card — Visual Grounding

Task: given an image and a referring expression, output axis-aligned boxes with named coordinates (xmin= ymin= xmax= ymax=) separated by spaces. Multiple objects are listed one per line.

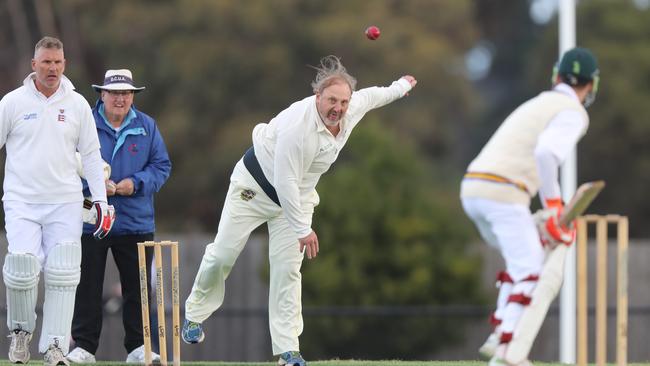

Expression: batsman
xmin=460 ymin=47 xmax=600 ymax=366
xmin=0 ymin=36 xmax=115 ymax=366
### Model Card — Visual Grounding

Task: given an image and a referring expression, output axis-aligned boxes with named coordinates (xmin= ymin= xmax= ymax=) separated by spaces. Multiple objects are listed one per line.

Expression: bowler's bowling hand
xmin=401 ymin=75 xmax=417 ymax=88
xmin=401 ymin=75 xmax=417 ymax=96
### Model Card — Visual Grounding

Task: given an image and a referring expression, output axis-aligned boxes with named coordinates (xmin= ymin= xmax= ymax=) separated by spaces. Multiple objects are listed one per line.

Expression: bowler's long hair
xmin=310 ymin=55 xmax=357 ymax=94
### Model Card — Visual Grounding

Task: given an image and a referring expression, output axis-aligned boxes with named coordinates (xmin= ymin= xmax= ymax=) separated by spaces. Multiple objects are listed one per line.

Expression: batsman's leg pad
xmin=505 ymin=246 xmax=568 ymax=364
xmin=481 ymin=271 xmax=514 ymax=360
xmin=39 ymin=242 xmax=81 ymax=354
xmin=3 ymin=253 xmax=41 ymax=332
xmin=493 ymin=270 xmax=514 ymax=326
xmin=500 ymin=274 xmax=538 ymax=334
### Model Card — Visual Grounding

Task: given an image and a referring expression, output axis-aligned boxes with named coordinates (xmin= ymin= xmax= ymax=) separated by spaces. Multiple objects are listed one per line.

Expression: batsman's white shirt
xmin=0 ymin=73 xmax=102 ymax=204
xmin=461 ymin=83 xmax=588 ymax=206
xmin=253 ymin=78 xmax=412 ymax=237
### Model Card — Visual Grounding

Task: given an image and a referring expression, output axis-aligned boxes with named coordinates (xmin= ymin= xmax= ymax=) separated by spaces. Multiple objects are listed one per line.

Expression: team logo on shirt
xmin=319 ymin=143 xmax=333 ymax=153
xmin=241 ymin=189 xmax=256 ymax=201
xmin=57 ymin=109 xmax=65 ymax=122
xmin=23 ymin=113 xmax=37 ymax=120
xmin=128 ymin=143 xmax=139 ymax=155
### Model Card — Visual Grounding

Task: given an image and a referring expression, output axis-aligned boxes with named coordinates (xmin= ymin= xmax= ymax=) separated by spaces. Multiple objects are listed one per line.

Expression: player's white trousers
xmin=185 ymin=159 xmax=310 ymax=355
xmin=2 ymin=200 xmax=82 ymax=353
xmin=461 ymin=197 xmax=544 ymax=334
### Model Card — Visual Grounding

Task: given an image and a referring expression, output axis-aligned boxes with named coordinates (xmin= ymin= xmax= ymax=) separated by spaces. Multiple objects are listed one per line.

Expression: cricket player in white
xmin=460 ymin=47 xmax=600 ymax=366
xmin=182 ymin=55 xmax=417 ymax=365
xmin=0 ymin=37 xmax=115 ymax=366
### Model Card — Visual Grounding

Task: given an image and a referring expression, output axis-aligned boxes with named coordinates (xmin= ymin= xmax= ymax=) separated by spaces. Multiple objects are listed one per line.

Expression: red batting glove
xmin=543 ymin=198 xmax=575 ymax=246
xmin=92 ymin=201 xmax=116 ymax=240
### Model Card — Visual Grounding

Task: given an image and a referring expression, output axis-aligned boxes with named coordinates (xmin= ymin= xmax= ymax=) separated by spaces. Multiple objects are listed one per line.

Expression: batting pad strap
xmin=489 ymin=312 xmax=502 ymax=326
xmin=496 ymin=270 xmax=513 ymax=287
xmin=508 ymin=293 xmax=532 ymax=305
xmin=500 ymin=332 xmax=513 ymax=344
xmin=519 ymin=274 xmax=539 ymax=282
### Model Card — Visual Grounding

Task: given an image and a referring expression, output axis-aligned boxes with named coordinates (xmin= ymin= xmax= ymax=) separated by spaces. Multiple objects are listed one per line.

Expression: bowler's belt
xmin=243 ymin=146 xmax=281 ymax=206
xmin=464 ymin=172 xmax=529 ymax=194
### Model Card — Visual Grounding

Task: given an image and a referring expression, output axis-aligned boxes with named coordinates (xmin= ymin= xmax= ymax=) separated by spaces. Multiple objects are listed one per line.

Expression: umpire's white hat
xmin=92 ymin=69 xmax=145 ymax=93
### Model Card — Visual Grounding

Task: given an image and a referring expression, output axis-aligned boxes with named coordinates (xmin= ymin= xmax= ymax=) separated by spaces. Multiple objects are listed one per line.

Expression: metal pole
xmin=558 ymin=0 xmax=577 ymax=363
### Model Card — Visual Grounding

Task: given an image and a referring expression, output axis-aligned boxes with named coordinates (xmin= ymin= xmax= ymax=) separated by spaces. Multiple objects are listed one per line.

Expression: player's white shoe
xmin=66 ymin=347 xmax=96 ymax=363
xmin=8 ymin=329 xmax=32 ymax=364
xmin=479 ymin=331 xmax=500 ymax=360
xmin=126 ymin=345 xmax=161 ymax=363
xmin=43 ymin=342 xmax=69 ymax=366
xmin=488 ymin=345 xmax=534 ymax=366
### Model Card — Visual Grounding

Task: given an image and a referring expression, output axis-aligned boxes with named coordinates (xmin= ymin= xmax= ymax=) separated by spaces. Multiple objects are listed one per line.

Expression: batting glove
xmin=536 ymin=198 xmax=575 ymax=248
xmin=92 ymin=201 xmax=116 ymax=240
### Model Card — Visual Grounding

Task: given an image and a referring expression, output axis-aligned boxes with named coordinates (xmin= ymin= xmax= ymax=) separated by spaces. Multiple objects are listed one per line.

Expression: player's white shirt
xmin=0 ymin=73 xmax=102 ymax=203
xmin=462 ymin=83 xmax=588 ymax=206
xmin=535 ymin=83 xmax=589 ymax=203
xmin=252 ymin=78 xmax=412 ymax=237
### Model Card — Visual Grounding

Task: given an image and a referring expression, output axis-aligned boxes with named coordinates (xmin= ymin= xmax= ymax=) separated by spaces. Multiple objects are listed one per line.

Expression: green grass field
xmin=0 ymin=362 xmax=648 ymax=366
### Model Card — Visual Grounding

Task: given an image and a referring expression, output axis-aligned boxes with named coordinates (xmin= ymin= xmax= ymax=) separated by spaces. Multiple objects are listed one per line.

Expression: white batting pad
xmin=3 ymin=253 xmax=41 ymax=332
xmin=505 ymin=246 xmax=567 ymax=364
xmin=39 ymin=242 xmax=81 ymax=354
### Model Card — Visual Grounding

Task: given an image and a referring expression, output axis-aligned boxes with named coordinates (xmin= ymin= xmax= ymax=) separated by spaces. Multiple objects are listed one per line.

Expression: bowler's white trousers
xmin=461 ymin=197 xmax=545 ymax=335
xmin=185 ymin=159 xmax=311 ymax=355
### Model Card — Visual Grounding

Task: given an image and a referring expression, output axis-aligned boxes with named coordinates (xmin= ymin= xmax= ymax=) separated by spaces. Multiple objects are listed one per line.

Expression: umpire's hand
xmin=115 ymin=178 xmax=135 ymax=196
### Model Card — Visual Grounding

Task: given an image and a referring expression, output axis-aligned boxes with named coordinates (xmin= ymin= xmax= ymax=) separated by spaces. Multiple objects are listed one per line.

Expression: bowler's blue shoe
xmin=181 ymin=319 xmax=205 ymax=344
xmin=278 ymin=351 xmax=306 ymax=366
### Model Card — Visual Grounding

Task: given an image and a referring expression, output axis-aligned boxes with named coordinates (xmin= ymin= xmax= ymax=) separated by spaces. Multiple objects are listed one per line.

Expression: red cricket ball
xmin=365 ymin=26 xmax=381 ymax=40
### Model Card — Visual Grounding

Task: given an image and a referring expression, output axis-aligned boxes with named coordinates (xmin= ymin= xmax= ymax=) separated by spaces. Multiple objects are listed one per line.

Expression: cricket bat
xmin=559 ymin=180 xmax=605 ymax=227
xmin=505 ymin=180 xmax=606 ymax=365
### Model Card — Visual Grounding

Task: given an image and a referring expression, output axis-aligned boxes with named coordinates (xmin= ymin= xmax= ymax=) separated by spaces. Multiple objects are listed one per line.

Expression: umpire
xmin=67 ymin=69 xmax=172 ymax=363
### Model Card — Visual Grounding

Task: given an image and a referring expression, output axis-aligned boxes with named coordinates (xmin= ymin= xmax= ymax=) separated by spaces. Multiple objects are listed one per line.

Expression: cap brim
xmin=92 ymin=83 xmax=146 ymax=93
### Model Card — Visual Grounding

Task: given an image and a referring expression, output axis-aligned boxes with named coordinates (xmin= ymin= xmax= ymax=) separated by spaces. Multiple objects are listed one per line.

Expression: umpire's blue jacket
xmin=83 ymin=99 xmax=172 ymax=235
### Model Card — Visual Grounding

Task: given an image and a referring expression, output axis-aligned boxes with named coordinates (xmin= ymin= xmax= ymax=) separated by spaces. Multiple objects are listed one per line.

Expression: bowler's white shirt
xmin=253 ymin=78 xmax=412 ymax=237
xmin=0 ymin=73 xmax=104 ymax=203
xmin=535 ymin=83 xmax=589 ymax=203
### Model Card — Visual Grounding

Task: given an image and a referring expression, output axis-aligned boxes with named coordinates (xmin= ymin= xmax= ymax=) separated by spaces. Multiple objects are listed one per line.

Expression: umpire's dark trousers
xmin=71 ymin=233 xmax=154 ymax=354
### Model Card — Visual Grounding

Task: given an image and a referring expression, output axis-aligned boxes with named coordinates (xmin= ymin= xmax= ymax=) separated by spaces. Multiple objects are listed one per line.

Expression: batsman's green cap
xmin=558 ymin=47 xmax=599 ymax=83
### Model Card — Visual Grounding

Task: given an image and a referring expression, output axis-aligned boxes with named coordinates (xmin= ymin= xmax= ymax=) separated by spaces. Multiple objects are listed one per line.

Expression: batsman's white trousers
xmin=3 ymin=200 xmax=83 ymax=266
xmin=461 ymin=197 xmax=544 ymax=334
xmin=185 ymin=159 xmax=312 ymax=355
xmin=3 ymin=200 xmax=82 ymax=352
